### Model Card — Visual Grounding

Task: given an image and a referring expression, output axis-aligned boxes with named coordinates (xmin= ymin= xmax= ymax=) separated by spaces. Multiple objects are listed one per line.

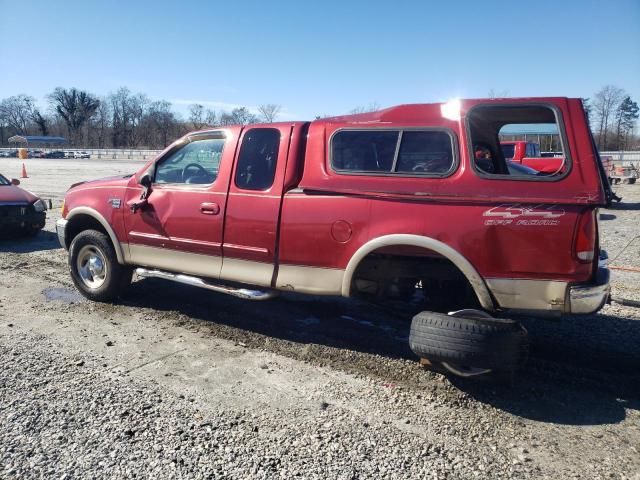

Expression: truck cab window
xmin=332 ymin=129 xmax=455 ymax=176
xmin=235 ymin=128 xmax=280 ymax=191
xmin=395 ymin=131 xmax=454 ymax=174
xmin=154 ymin=137 xmax=225 ymax=185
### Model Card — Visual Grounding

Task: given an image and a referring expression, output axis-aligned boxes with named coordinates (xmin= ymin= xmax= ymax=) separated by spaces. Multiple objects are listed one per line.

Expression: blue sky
xmin=1 ymin=0 xmax=638 ymax=120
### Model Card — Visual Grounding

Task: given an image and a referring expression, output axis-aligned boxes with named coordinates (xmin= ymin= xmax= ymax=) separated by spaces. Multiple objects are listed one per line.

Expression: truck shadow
xmin=435 ymin=308 xmax=640 ymax=425
xmin=0 ymin=230 xmax=61 ymax=252
xmin=609 ymin=201 xmax=640 ymax=211
xmin=123 ymin=278 xmax=414 ymax=359
xmin=450 ymin=361 xmax=639 ymax=426
xmin=122 ymin=278 xmax=639 ymax=426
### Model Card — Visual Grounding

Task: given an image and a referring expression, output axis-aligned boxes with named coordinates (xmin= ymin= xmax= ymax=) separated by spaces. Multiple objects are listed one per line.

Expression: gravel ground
xmin=0 ymin=160 xmax=639 ymax=479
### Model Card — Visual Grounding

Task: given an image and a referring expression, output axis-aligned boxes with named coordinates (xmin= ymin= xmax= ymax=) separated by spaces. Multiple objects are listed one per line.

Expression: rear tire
xmin=409 ymin=309 xmax=528 ymax=376
xmin=69 ymin=229 xmax=132 ymax=302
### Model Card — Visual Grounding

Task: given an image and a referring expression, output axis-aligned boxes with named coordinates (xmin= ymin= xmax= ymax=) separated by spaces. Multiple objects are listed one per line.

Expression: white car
xmin=73 ymin=151 xmax=90 ymax=159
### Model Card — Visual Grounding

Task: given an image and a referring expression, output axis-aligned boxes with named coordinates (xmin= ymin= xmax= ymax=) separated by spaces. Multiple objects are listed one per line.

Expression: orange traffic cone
xmin=21 ymin=163 xmax=28 ymax=178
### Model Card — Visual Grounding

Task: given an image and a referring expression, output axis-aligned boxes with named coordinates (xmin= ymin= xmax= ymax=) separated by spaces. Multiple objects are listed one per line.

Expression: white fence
xmin=0 ymin=147 xmax=162 ymax=160
xmin=75 ymin=149 xmax=162 ymax=160
xmin=600 ymin=151 xmax=640 ymax=165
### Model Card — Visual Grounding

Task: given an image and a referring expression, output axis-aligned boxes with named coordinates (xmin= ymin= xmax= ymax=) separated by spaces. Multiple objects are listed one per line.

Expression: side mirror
xmin=130 ymin=172 xmax=153 ymax=213
xmin=139 ymin=173 xmax=152 ymax=187
xmin=11 ymin=178 xmax=20 ymax=186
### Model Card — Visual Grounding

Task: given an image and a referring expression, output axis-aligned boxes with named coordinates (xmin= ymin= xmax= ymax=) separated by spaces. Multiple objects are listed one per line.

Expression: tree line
xmin=0 ymin=86 xmax=282 ymax=149
xmin=0 ymin=85 xmax=637 ymax=150
xmin=583 ymin=85 xmax=639 ymax=151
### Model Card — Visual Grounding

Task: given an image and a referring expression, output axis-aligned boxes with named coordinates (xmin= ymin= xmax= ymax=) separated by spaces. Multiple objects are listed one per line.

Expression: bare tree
xmin=189 ymin=104 xmax=207 ymax=129
xmin=91 ymin=99 xmax=111 ymax=148
xmin=0 ymin=116 xmax=7 ymax=145
xmin=205 ymin=109 xmax=217 ymax=126
xmin=148 ymin=100 xmax=177 ymax=147
xmin=219 ymin=107 xmax=258 ymax=126
xmin=257 ymin=104 xmax=281 ymax=123
xmin=107 ymin=88 xmax=149 ymax=147
xmin=349 ymin=102 xmax=381 ymax=115
xmin=129 ymin=93 xmax=149 ymax=147
xmin=593 ymin=85 xmax=625 ymax=149
xmin=49 ymin=88 xmax=100 ymax=145
xmin=218 ymin=112 xmax=234 ymax=126
xmin=109 ymin=87 xmax=131 ymax=147
xmin=0 ymin=94 xmax=36 ymax=135
xmin=32 ymin=110 xmax=48 ymax=136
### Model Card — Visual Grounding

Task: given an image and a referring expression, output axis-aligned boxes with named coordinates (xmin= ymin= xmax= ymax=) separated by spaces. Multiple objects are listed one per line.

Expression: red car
xmin=500 ymin=140 xmax=565 ymax=174
xmin=56 ymin=97 xmax=612 ymax=378
xmin=0 ymin=173 xmax=47 ymax=235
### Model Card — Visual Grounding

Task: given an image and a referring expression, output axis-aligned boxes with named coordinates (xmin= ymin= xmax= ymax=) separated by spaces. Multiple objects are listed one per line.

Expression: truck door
xmin=123 ymin=130 xmax=238 ymax=279
xmin=221 ymin=125 xmax=293 ymax=287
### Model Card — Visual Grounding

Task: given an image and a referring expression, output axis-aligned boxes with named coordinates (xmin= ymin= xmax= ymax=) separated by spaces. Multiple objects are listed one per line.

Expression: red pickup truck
xmin=57 ymin=97 xmax=612 ymax=378
xmin=500 ymin=140 xmax=565 ymax=174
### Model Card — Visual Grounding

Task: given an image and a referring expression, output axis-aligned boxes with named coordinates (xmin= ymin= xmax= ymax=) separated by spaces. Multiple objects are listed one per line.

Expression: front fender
xmin=65 ymin=207 xmax=127 ymax=264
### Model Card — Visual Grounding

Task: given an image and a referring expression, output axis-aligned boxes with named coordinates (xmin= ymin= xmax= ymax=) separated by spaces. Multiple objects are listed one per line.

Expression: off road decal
xmin=483 ymin=204 xmax=565 ymax=226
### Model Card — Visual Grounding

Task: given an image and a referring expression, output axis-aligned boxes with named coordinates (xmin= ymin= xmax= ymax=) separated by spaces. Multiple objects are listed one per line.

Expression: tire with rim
xmin=409 ymin=310 xmax=528 ymax=373
xmin=69 ymin=229 xmax=132 ymax=302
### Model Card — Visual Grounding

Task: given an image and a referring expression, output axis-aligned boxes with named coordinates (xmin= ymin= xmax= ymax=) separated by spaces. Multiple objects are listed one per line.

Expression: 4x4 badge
xmin=483 ymin=204 xmax=565 ymax=219
xmin=483 ymin=204 xmax=565 ymax=226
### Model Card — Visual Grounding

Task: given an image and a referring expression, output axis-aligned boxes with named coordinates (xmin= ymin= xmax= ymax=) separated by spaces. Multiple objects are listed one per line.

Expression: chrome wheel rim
xmin=441 ymin=309 xmax=494 ymax=377
xmin=76 ymin=245 xmax=108 ymax=289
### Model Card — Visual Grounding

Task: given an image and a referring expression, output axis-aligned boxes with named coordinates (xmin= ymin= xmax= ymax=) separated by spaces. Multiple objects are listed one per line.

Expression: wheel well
xmin=65 ymin=214 xmax=111 ymax=250
xmin=350 ymin=248 xmax=482 ymax=309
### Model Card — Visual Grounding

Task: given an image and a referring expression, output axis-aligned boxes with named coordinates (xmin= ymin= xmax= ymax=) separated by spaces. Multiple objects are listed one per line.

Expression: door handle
xmin=200 ymin=202 xmax=220 ymax=215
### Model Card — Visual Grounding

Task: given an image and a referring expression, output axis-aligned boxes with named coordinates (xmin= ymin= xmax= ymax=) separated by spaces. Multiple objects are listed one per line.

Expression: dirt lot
xmin=1 ymin=158 xmax=639 ymax=479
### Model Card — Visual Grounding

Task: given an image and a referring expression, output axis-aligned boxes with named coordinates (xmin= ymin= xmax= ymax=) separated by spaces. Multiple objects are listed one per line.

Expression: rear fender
xmin=342 ymin=234 xmax=495 ymax=310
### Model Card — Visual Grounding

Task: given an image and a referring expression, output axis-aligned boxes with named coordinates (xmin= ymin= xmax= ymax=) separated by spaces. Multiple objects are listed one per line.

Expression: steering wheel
xmin=181 ymin=163 xmax=208 ymax=183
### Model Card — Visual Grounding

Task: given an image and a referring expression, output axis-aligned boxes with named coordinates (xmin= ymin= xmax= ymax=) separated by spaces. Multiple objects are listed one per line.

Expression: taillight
xmin=575 ymin=210 xmax=596 ymax=263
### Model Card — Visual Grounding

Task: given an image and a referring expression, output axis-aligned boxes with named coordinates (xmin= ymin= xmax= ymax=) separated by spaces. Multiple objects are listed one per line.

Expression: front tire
xmin=69 ymin=230 xmax=132 ymax=302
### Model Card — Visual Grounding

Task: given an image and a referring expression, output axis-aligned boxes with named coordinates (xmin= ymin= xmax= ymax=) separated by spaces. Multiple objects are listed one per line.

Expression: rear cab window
xmin=235 ymin=128 xmax=281 ymax=191
xmin=467 ymin=104 xmax=570 ymax=180
xmin=331 ymin=129 xmax=456 ymax=176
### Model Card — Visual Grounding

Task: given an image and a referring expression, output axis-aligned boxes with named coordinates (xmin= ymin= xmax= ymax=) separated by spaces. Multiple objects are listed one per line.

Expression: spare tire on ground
xmin=409 ymin=309 xmax=528 ymax=375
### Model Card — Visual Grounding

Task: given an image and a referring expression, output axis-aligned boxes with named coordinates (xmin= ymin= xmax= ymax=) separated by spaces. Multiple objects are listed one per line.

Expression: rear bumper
xmin=56 ymin=218 xmax=68 ymax=249
xmin=485 ymin=252 xmax=610 ymax=316
xmin=568 ymin=255 xmax=611 ymax=315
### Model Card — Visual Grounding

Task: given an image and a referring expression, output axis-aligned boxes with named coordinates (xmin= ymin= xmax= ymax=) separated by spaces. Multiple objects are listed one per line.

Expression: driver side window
xmin=154 ymin=136 xmax=225 ymax=185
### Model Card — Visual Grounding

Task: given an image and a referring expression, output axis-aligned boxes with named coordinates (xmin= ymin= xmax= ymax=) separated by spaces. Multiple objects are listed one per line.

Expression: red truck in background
xmin=501 ymin=140 xmax=565 ymax=174
xmin=56 ymin=97 xmax=613 ymax=379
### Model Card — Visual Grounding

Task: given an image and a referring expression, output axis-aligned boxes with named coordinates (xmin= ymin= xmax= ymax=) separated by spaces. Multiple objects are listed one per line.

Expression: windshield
xmin=500 ymin=144 xmax=515 ymax=160
xmin=0 ymin=174 xmax=10 ymax=186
